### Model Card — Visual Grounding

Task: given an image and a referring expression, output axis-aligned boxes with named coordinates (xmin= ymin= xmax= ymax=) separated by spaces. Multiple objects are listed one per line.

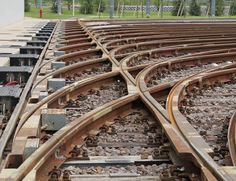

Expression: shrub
xmin=216 ymin=0 xmax=224 ymax=16
xmin=189 ymin=0 xmax=201 ymax=16
xmin=172 ymin=0 xmax=186 ymax=16
xmin=229 ymin=0 xmax=236 ymax=15
xmin=25 ymin=0 xmax=31 ymax=12
xmin=79 ymin=0 xmax=94 ymax=14
xmin=94 ymin=0 xmax=106 ymax=13
xmin=51 ymin=0 xmax=58 ymax=13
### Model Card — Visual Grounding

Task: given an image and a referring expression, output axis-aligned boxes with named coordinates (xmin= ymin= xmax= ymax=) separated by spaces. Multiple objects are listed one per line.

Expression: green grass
xmin=25 ymin=8 xmax=94 ymax=19
xmin=25 ymin=7 xmax=236 ymax=20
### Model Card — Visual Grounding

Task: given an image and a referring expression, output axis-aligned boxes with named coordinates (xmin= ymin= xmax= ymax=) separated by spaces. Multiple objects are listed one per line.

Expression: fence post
xmin=160 ymin=0 xmax=163 ymax=18
xmin=57 ymin=0 xmax=62 ymax=15
xmin=109 ymin=0 xmax=114 ymax=19
xmin=211 ymin=0 xmax=216 ymax=17
xmin=72 ymin=0 xmax=75 ymax=16
xmin=146 ymin=0 xmax=151 ymax=18
xmin=182 ymin=0 xmax=186 ymax=17
xmin=121 ymin=2 xmax=124 ymax=17
xmin=97 ymin=1 xmax=101 ymax=18
xmin=141 ymin=1 xmax=144 ymax=18
xmin=117 ymin=1 xmax=120 ymax=18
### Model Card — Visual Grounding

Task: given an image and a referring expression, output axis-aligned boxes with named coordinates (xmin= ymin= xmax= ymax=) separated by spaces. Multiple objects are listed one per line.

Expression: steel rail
xmin=120 ymin=46 xmax=236 ymax=86
xmin=12 ymin=93 xmax=138 ymax=180
xmin=34 ymin=48 xmax=102 ymax=73
xmin=110 ymin=38 xmax=236 ymax=58
xmin=135 ymin=51 xmax=236 ymax=124
xmin=105 ymin=33 xmax=236 ymax=49
xmin=135 ymin=63 xmax=218 ymax=181
xmin=57 ymin=42 xmax=96 ymax=53
xmin=31 ymin=57 xmax=109 ymax=93
xmin=228 ymin=111 xmax=236 ymax=166
xmin=7 ymin=19 xmax=236 ymax=180
xmin=99 ymin=30 xmax=236 ymax=43
xmin=167 ymin=68 xmax=236 ymax=180
xmin=117 ymin=44 xmax=236 ymax=84
xmin=0 ymin=21 xmax=59 ymax=163
xmin=14 ymin=71 xmax=120 ymax=139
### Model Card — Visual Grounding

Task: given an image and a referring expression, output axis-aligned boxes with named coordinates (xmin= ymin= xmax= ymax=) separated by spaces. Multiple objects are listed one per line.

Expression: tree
xmin=114 ymin=0 xmax=118 ymax=11
xmin=51 ymin=0 xmax=63 ymax=13
xmin=79 ymin=0 xmax=94 ymax=14
xmin=65 ymin=0 xmax=73 ymax=10
xmin=51 ymin=0 xmax=57 ymax=13
xmin=172 ymin=0 xmax=186 ymax=16
xmin=153 ymin=0 xmax=160 ymax=11
xmin=216 ymin=0 xmax=224 ymax=16
xmin=25 ymin=0 xmax=31 ymax=12
xmin=229 ymin=0 xmax=236 ymax=15
xmin=189 ymin=0 xmax=201 ymax=16
xmin=94 ymin=0 xmax=106 ymax=13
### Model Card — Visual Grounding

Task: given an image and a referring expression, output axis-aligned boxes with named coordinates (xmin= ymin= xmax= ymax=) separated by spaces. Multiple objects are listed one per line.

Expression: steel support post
xmin=211 ymin=0 xmax=216 ymax=17
xmin=58 ymin=0 xmax=62 ymax=15
xmin=146 ymin=0 xmax=151 ymax=18
xmin=109 ymin=0 xmax=114 ymax=19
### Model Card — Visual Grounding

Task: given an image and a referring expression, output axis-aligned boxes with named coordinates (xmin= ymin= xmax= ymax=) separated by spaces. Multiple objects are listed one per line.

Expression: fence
xmin=31 ymin=1 xmax=236 ymax=19
xmin=120 ymin=5 xmax=174 ymax=12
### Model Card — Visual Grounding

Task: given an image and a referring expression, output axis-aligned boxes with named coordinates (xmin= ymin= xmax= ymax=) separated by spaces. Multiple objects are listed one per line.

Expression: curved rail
xmin=110 ymin=37 xmax=236 ymax=59
xmin=167 ymin=68 xmax=236 ymax=180
xmin=31 ymin=57 xmax=109 ymax=93
xmin=15 ymin=71 xmax=120 ymax=138
xmin=228 ymin=111 xmax=236 ymax=166
xmin=12 ymin=92 xmax=138 ymax=180
xmin=0 ymin=21 xmax=59 ymax=162
xmin=105 ymin=32 xmax=236 ymax=50
xmin=3 ymin=19 xmax=236 ymax=181
xmin=35 ymin=47 xmax=103 ymax=73
xmin=112 ymin=43 xmax=236 ymax=83
xmin=58 ymin=42 xmax=96 ymax=53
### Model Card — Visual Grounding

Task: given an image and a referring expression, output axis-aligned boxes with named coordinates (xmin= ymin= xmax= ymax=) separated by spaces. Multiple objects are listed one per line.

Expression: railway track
xmin=111 ymin=38 xmax=236 ymax=61
xmin=37 ymin=98 xmax=203 ymax=181
xmin=228 ymin=111 xmax=236 ymax=166
xmin=0 ymin=20 xmax=236 ymax=181
xmin=121 ymin=47 xmax=236 ymax=85
xmin=0 ymin=21 xmax=57 ymax=164
xmin=167 ymin=68 xmax=236 ymax=180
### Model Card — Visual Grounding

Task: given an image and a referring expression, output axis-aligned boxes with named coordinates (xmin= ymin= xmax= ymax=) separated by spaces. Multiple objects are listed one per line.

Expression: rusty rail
xmin=2 ymin=20 xmax=236 ymax=181
xmin=167 ymin=68 xmax=236 ymax=180
xmin=0 ymin=21 xmax=59 ymax=163
xmin=228 ymin=111 xmax=236 ymax=166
